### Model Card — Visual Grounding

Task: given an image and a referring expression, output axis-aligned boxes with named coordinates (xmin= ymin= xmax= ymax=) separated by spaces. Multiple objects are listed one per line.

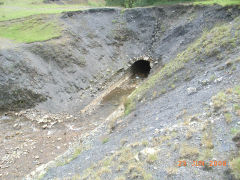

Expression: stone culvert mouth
xmin=130 ymin=60 xmax=151 ymax=78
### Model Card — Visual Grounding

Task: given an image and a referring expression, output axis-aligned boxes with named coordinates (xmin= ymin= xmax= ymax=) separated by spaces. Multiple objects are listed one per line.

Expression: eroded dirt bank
xmin=0 ymin=4 xmax=240 ymax=180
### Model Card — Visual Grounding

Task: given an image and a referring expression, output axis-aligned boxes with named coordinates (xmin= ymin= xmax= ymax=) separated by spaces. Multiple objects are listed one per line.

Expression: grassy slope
xmin=194 ymin=0 xmax=240 ymax=6
xmin=0 ymin=0 xmax=239 ymax=43
xmin=107 ymin=0 xmax=240 ymax=7
xmin=124 ymin=17 xmax=240 ymax=115
xmin=0 ymin=16 xmax=62 ymax=43
xmin=0 ymin=0 xmax=105 ymax=21
xmin=152 ymin=0 xmax=240 ymax=6
xmin=0 ymin=0 xmax=105 ymax=43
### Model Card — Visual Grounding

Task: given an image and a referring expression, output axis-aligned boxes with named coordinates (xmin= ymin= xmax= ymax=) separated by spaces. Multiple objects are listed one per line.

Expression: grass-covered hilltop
xmin=0 ymin=0 xmax=239 ymax=42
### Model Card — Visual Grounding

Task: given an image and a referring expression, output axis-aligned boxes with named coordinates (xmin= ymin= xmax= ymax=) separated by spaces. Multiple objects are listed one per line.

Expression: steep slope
xmin=24 ymin=5 xmax=240 ymax=180
xmin=0 ymin=4 xmax=240 ymax=180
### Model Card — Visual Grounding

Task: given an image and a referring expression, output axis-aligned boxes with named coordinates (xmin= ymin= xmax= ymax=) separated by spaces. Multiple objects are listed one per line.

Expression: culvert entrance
xmin=130 ymin=60 xmax=151 ymax=78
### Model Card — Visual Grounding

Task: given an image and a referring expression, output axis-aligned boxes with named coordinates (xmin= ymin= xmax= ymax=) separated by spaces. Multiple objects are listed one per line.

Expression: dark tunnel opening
xmin=130 ymin=60 xmax=151 ymax=78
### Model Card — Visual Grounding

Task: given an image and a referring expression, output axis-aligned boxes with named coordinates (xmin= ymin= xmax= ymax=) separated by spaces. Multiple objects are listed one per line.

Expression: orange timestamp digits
xmin=178 ymin=160 xmax=227 ymax=167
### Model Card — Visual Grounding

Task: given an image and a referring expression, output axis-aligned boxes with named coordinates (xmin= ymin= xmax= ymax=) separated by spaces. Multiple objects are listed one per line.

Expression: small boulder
xmin=187 ymin=87 xmax=197 ymax=95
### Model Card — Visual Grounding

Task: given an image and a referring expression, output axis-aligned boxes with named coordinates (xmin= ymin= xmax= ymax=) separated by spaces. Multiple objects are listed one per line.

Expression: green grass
xmin=0 ymin=0 xmax=104 ymax=21
xmin=194 ymin=0 xmax=240 ymax=6
xmin=231 ymin=156 xmax=240 ymax=179
xmin=102 ymin=137 xmax=109 ymax=144
xmin=0 ymin=16 xmax=61 ymax=42
xmin=0 ymin=0 xmax=106 ymax=42
xmin=107 ymin=0 xmax=240 ymax=7
xmin=224 ymin=113 xmax=232 ymax=124
xmin=56 ymin=147 xmax=83 ymax=167
xmin=234 ymin=86 xmax=240 ymax=97
xmin=231 ymin=127 xmax=240 ymax=135
xmin=154 ymin=0 xmax=240 ymax=6
xmin=146 ymin=153 xmax=158 ymax=164
xmin=124 ymin=17 xmax=240 ymax=114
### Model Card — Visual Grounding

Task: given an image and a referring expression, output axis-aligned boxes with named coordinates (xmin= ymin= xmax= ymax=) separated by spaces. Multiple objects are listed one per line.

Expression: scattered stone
xmin=199 ymin=79 xmax=210 ymax=86
xmin=140 ymin=148 xmax=157 ymax=156
xmin=187 ymin=87 xmax=197 ymax=95
xmin=35 ymin=156 xmax=39 ymax=159
xmin=214 ymin=77 xmax=223 ymax=83
xmin=13 ymin=123 xmax=21 ymax=130
xmin=42 ymin=124 xmax=48 ymax=129
xmin=134 ymin=153 xmax=139 ymax=161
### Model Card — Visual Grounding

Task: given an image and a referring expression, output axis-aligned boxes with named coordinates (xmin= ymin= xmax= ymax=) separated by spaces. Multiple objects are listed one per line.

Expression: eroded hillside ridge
xmin=0 ymin=5 xmax=239 ymax=114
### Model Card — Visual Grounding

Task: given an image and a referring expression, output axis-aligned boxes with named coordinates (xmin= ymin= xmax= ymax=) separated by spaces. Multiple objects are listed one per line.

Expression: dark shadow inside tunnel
xmin=130 ymin=60 xmax=151 ymax=78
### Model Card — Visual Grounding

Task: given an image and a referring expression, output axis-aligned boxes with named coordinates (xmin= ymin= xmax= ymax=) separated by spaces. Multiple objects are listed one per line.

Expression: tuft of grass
xmin=231 ymin=127 xmax=240 ymax=135
xmin=115 ymin=176 xmax=126 ymax=180
xmin=0 ymin=16 xmax=61 ymax=42
xmin=180 ymin=144 xmax=199 ymax=159
xmin=234 ymin=86 xmax=240 ymax=97
xmin=212 ymin=91 xmax=227 ymax=111
xmin=146 ymin=153 xmax=158 ymax=164
xmin=194 ymin=0 xmax=240 ymax=6
xmin=126 ymin=163 xmax=152 ymax=180
xmin=119 ymin=147 xmax=134 ymax=164
xmin=69 ymin=147 xmax=83 ymax=161
xmin=231 ymin=156 xmax=240 ymax=179
xmin=166 ymin=167 xmax=178 ymax=176
xmin=224 ymin=113 xmax=232 ymax=124
xmin=124 ymin=18 xmax=240 ymax=114
xmin=102 ymin=157 xmax=113 ymax=167
xmin=186 ymin=130 xmax=193 ymax=140
xmin=199 ymin=149 xmax=212 ymax=161
xmin=96 ymin=166 xmax=111 ymax=177
xmin=234 ymin=104 xmax=240 ymax=111
xmin=102 ymin=137 xmax=109 ymax=144
xmin=56 ymin=146 xmax=83 ymax=167
xmin=202 ymin=132 xmax=214 ymax=149
xmin=141 ymin=140 xmax=149 ymax=147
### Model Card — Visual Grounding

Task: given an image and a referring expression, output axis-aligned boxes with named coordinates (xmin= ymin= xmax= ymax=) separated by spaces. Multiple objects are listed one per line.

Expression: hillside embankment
xmin=0 ymin=4 xmax=240 ymax=180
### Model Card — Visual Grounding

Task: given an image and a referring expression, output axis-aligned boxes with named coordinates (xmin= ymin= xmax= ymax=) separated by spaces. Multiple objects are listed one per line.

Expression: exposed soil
xmin=0 ymin=4 xmax=240 ymax=180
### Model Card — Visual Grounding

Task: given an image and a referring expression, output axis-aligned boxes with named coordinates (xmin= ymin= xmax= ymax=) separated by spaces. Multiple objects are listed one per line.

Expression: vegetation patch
xmin=202 ymin=132 xmax=214 ymax=149
xmin=102 ymin=137 xmax=110 ymax=144
xmin=224 ymin=112 xmax=232 ymax=124
xmin=212 ymin=92 xmax=227 ymax=111
xmin=180 ymin=143 xmax=199 ymax=159
xmin=0 ymin=16 xmax=61 ymax=42
xmin=231 ymin=155 xmax=240 ymax=179
xmin=56 ymin=146 xmax=83 ymax=167
xmin=73 ymin=145 xmax=152 ymax=180
xmin=105 ymin=0 xmax=240 ymax=7
xmin=166 ymin=167 xmax=178 ymax=176
xmin=146 ymin=153 xmax=158 ymax=164
xmin=234 ymin=86 xmax=240 ymax=97
xmin=0 ymin=0 xmax=102 ymax=21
